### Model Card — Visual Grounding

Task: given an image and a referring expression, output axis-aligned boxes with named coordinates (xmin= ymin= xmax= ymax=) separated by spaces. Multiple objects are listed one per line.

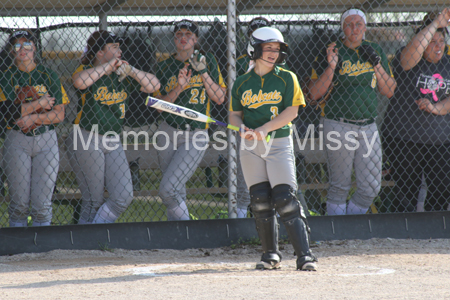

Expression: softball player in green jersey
xmin=235 ymin=17 xmax=271 ymax=218
xmin=66 ymin=31 xmax=160 ymax=224
xmin=308 ymin=8 xmax=396 ymax=215
xmin=235 ymin=18 xmax=293 ymax=218
xmin=229 ymin=27 xmax=317 ymax=271
xmin=153 ymin=20 xmax=226 ymax=221
xmin=0 ymin=30 xmax=69 ymax=227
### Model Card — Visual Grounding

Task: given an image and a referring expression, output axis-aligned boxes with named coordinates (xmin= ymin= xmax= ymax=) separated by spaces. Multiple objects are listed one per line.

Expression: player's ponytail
xmin=81 ymin=30 xmax=107 ymax=65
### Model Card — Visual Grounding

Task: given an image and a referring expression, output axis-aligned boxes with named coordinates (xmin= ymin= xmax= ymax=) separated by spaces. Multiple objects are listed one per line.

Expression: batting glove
xmin=116 ymin=64 xmax=134 ymax=82
xmin=358 ymin=44 xmax=381 ymax=67
xmin=189 ymin=50 xmax=208 ymax=74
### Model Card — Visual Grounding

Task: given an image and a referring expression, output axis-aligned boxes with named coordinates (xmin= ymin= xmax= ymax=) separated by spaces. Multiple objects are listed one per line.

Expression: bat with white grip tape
xmin=145 ymin=96 xmax=241 ymax=132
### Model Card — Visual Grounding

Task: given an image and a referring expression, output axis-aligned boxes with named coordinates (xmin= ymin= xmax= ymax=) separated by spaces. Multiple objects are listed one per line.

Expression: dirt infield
xmin=0 ymin=238 xmax=449 ymax=299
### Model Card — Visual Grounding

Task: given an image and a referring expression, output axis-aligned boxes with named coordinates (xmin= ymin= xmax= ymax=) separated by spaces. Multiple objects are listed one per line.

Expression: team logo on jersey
xmin=165 ymin=74 xmax=204 ymax=93
xmin=339 ymin=60 xmax=373 ymax=76
xmin=241 ymin=89 xmax=282 ymax=109
xmin=94 ymin=87 xmax=127 ymax=105
xmin=14 ymin=84 xmax=47 ymax=96
xmin=184 ymin=111 xmax=198 ymax=118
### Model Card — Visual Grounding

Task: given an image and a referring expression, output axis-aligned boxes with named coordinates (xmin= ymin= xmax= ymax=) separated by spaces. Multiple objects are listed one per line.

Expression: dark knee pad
xmin=250 ymin=182 xmax=278 ymax=255
xmin=249 ymin=182 xmax=273 ymax=218
xmin=272 ymin=184 xmax=306 ymax=221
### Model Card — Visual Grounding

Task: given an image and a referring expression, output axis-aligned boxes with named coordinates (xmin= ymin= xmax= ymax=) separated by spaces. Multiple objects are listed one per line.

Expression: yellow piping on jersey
xmin=37 ymin=69 xmax=52 ymax=85
xmin=237 ymin=54 xmax=248 ymax=60
xmin=273 ymin=73 xmax=287 ymax=86
xmin=217 ymin=65 xmax=226 ymax=88
xmin=286 ymin=71 xmax=305 ymax=107
xmin=61 ymin=85 xmax=70 ymax=104
xmin=0 ymin=88 xmax=6 ymax=102
xmin=236 ymin=75 xmax=252 ymax=94
xmin=205 ymin=99 xmax=211 ymax=129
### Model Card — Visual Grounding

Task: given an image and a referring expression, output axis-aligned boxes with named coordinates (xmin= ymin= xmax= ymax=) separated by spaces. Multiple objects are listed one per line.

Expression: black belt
xmin=337 ymin=117 xmax=376 ymax=126
xmin=23 ymin=125 xmax=53 ymax=137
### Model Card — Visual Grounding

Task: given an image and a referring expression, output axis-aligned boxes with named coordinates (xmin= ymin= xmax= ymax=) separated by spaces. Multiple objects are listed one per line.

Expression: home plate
xmin=337 ymin=266 xmax=395 ymax=276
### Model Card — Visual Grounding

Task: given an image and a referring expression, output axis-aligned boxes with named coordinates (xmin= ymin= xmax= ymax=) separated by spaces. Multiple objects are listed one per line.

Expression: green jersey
xmin=153 ymin=52 xmax=226 ymax=130
xmin=72 ymin=64 xmax=141 ymax=135
xmin=311 ymin=39 xmax=393 ymax=120
xmin=0 ymin=64 xmax=69 ymax=130
xmin=236 ymin=53 xmax=289 ymax=77
xmin=230 ymin=66 xmax=305 ymax=138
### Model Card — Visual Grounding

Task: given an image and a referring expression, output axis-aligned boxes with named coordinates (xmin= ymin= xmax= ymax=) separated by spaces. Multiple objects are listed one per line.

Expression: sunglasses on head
xmin=14 ymin=42 xmax=33 ymax=52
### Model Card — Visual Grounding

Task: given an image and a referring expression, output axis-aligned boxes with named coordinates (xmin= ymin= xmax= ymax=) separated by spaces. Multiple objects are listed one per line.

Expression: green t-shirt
xmin=153 ymin=52 xmax=226 ymax=130
xmin=0 ymin=64 xmax=69 ymax=130
xmin=72 ymin=64 xmax=141 ymax=135
xmin=311 ymin=39 xmax=393 ymax=120
xmin=236 ymin=53 xmax=290 ymax=77
xmin=230 ymin=66 xmax=305 ymax=138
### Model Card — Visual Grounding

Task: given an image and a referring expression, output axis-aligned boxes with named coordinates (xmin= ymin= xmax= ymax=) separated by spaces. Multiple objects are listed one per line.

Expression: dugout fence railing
xmin=0 ymin=1 xmax=449 ymax=228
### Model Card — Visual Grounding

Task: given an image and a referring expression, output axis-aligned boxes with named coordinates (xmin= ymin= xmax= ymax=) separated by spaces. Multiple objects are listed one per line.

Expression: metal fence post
xmin=227 ymin=0 xmax=237 ymax=219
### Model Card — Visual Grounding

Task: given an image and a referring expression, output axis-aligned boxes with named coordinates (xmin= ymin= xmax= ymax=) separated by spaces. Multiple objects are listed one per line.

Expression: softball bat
xmin=145 ymin=96 xmax=241 ymax=132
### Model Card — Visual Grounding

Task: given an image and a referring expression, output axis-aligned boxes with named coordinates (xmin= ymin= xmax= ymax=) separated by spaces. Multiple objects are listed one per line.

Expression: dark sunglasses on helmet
xmin=14 ymin=42 xmax=33 ymax=52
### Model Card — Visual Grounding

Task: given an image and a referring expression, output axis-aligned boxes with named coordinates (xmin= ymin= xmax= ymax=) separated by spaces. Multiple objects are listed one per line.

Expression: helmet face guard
xmin=247 ymin=27 xmax=288 ymax=65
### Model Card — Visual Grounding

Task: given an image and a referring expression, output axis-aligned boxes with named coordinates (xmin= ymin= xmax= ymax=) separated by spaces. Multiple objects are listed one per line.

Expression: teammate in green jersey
xmin=236 ymin=17 xmax=272 ymax=77
xmin=229 ymin=27 xmax=317 ymax=271
xmin=66 ymin=30 xmax=160 ymax=224
xmin=153 ymin=19 xmax=226 ymax=221
xmin=0 ymin=30 xmax=69 ymax=227
xmin=308 ymin=8 xmax=397 ymax=215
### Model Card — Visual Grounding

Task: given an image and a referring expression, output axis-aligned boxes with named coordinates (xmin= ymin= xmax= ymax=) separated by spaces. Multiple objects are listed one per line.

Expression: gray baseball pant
xmin=4 ymin=129 xmax=59 ymax=226
xmin=240 ymin=136 xmax=297 ymax=190
xmin=65 ymin=128 xmax=133 ymax=223
xmin=236 ymin=136 xmax=251 ymax=210
xmin=156 ymin=121 xmax=208 ymax=220
xmin=323 ymin=118 xmax=382 ymax=210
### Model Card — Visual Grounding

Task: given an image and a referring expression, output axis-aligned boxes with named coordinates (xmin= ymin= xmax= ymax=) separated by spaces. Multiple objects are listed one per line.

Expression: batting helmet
xmin=247 ymin=27 xmax=288 ymax=64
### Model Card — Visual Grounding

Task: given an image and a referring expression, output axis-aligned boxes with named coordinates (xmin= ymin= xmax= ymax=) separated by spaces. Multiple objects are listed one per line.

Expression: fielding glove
xmin=189 ymin=50 xmax=208 ymax=74
xmin=116 ymin=64 xmax=134 ymax=82
xmin=358 ymin=44 xmax=381 ymax=67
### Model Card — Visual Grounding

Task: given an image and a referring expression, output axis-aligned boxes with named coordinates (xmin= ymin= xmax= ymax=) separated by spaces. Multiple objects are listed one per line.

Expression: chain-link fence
xmin=0 ymin=1 xmax=449 ymax=227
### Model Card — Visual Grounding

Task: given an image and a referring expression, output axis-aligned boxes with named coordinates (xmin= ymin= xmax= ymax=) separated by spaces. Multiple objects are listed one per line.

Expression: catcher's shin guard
xmin=254 ymin=214 xmax=282 ymax=269
xmin=284 ymin=216 xmax=317 ymax=271
xmin=272 ymin=184 xmax=317 ymax=271
xmin=250 ymin=182 xmax=281 ymax=269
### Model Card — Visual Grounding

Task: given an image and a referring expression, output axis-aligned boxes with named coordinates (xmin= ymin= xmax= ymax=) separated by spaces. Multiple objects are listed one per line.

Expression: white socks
xmin=166 ymin=201 xmax=190 ymax=221
xmin=326 ymin=202 xmax=346 ymax=215
xmin=346 ymin=200 xmax=369 ymax=215
xmin=327 ymin=201 xmax=369 ymax=215
xmin=237 ymin=208 xmax=248 ymax=218
xmin=93 ymin=203 xmax=119 ymax=224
